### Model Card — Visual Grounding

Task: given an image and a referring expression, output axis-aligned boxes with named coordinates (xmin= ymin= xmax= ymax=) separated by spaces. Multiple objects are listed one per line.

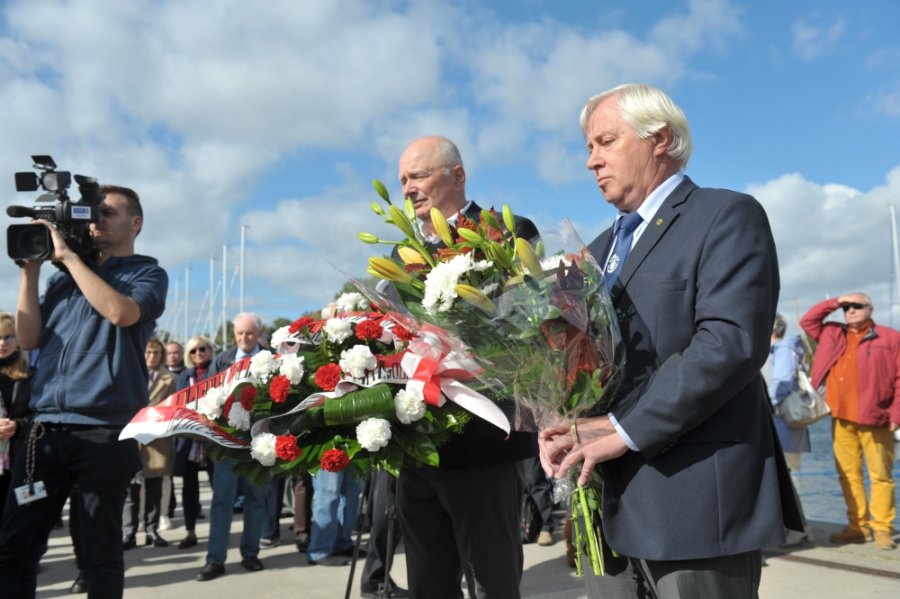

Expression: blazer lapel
xmin=611 ymin=177 xmax=698 ymax=302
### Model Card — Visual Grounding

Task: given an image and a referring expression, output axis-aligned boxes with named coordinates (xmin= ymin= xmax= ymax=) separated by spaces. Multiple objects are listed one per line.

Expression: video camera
xmin=7 ymin=155 xmax=103 ymax=266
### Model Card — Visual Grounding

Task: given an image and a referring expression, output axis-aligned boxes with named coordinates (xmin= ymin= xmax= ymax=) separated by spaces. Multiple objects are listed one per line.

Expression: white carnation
xmin=279 ymin=353 xmax=306 ymax=384
xmin=339 ymin=345 xmax=377 ymax=379
xmin=336 ymin=292 xmax=369 ymax=313
xmin=422 ymin=253 xmax=475 ymax=315
xmin=394 ymin=386 xmax=426 ymax=424
xmin=473 ymin=259 xmax=493 ymax=271
xmin=197 ymin=386 xmax=227 ymax=420
xmin=271 ymin=326 xmax=302 ymax=355
xmin=227 ymin=401 xmax=251 ymax=431
xmin=249 ymin=350 xmax=279 ymax=383
xmin=250 ymin=433 xmax=277 ymax=466
xmin=323 ymin=317 xmax=353 ymax=344
xmin=356 ymin=418 xmax=392 ymax=452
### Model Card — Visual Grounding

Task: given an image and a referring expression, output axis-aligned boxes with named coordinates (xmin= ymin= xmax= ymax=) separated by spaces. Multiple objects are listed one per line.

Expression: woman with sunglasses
xmin=173 ymin=335 xmax=215 ymax=549
xmin=0 ymin=312 xmax=32 ymax=514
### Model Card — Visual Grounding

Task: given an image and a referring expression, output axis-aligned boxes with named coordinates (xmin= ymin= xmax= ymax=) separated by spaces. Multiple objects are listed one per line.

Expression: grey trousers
xmin=584 ymin=549 xmax=762 ymax=599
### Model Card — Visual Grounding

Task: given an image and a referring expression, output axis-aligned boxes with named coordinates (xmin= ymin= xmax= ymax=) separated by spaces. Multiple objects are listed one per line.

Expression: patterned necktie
xmin=604 ymin=212 xmax=643 ymax=290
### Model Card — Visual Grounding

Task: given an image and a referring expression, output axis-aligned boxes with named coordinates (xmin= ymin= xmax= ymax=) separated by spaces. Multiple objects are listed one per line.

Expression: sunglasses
xmin=189 ymin=346 xmax=210 ymax=355
xmin=841 ymin=303 xmax=870 ymax=312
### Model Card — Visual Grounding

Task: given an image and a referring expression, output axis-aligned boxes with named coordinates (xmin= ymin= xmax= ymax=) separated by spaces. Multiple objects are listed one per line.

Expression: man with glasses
xmin=801 ymin=293 xmax=900 ymax=550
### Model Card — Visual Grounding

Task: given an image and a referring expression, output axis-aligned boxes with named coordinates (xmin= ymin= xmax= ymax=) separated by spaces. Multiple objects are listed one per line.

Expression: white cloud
xmin=792 ymin=17 xmax=845 ymax=61
xmin=868 ymin=86 xmax=900 ymax=119
xmin=749 ymin=167 xmax=900 ymax=326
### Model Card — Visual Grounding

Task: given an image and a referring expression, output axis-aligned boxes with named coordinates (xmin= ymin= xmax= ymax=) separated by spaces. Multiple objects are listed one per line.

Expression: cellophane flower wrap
xmin=358 ymin=180 xmax=625 ymax=576
xmin=193 ymin=298 xmax=477 ymax=485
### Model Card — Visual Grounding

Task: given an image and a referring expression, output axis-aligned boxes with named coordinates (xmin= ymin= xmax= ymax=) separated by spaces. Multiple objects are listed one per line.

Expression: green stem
xmin=576 ymin=483 xmax=604 ymax=576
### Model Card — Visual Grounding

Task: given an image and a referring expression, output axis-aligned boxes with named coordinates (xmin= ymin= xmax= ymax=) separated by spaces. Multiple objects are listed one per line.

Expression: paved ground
xmin=34 ymin=497 xmax=900 ymax=598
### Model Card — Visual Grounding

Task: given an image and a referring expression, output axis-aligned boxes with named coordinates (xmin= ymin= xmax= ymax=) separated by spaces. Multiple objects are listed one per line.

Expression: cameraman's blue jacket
xmin=30 ymin=254 xmax=168 ymax=426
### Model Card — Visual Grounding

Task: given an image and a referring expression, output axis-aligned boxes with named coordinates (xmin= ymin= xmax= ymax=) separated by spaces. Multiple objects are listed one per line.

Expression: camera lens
xmin=7 ymin=224 xmax=52 ymax=260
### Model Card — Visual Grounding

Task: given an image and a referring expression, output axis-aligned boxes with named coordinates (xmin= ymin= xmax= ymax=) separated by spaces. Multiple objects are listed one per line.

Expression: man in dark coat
xmin=539 ymin=84 xmax=803 ymax=598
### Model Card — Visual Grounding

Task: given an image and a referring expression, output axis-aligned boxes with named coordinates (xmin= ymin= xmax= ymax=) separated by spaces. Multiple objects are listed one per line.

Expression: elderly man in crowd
xmin=801 ymin=293 xmax=899 ymax=550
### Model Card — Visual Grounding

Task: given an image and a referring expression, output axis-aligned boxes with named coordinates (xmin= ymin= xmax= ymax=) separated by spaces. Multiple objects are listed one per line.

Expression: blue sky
xmin=2 ymin=0 xmax=899 ymax=342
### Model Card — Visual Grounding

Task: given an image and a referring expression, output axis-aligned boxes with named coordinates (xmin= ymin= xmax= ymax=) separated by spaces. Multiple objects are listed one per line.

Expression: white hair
xmin=580 ymin=83 xmax=693 ymax=168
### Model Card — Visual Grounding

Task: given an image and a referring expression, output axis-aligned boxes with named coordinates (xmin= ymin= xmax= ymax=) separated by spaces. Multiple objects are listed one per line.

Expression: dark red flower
xmin=289 ymin=316 xmax=315 ymax=334
xmin=314 ymin=363 xmax=342 ymax=391
xmin=275 ymin=435 xmax=303 ymax=462
xmin=269 ymin=374 xmax=292 ymax=403
xmin=239 ymin=385 xmax=257 ymax=411
xmin=320 ymin=448 xmax=350 ymax=472
xmin=391 ymin=324 xmax=416 ymax=342
xmin=355 ymin=319 xmax=383 ymax=341
xmin=222 ymin=396 xmax=235 ymax=421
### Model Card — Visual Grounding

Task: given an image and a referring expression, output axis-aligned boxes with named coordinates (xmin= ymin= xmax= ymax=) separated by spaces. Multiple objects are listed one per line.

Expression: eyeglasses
xmin=189 ymin=346 xmax=210 ymax=355
xmin=841 ymin=303 xmax=870 ymax=312
xmin=0 ymin=335 xmax=16 ymax=342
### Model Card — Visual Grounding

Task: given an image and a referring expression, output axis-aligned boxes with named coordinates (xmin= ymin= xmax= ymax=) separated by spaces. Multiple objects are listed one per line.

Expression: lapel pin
xmin=656 ymin=218 xmax=664 ymax=226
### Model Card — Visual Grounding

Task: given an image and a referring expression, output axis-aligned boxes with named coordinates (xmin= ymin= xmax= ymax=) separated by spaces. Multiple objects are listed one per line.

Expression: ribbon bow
xmin=401 ymin=327 xmax=510 ymax=434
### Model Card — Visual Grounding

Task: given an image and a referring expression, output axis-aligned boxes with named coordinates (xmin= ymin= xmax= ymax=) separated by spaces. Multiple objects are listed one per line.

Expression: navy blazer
xmin=587 ymin=176 xmax=803 ymax=560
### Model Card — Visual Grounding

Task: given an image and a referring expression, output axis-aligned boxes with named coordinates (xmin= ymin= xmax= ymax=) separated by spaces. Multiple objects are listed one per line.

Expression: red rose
xmin=239 ymin=385 xmax=257 ymax=411
xmin=275 ymin=435 xmax=303 ymax=462
xmin=314 ymin=363 xmax=342 ymax=391
xmin=320 ymin=448 xmax=350 ymax=472
xmin=269 ymin=374 xmax=292 ymax=403
xmin=391 ymin=324 xmax=416 ymax=342
xmin=289 ymin=316 xmax=315 ymax=334
xmin=355 ymin=319 xmax=383 ymax=341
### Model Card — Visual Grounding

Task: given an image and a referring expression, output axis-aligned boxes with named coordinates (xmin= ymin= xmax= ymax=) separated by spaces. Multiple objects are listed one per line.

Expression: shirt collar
xmin=634 ymin=171 xmax=684 ymax=224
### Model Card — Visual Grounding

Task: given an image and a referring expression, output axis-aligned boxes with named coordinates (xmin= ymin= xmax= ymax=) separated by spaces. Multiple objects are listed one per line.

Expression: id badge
xmin=14 ymin=481 xmax=48 ymax=505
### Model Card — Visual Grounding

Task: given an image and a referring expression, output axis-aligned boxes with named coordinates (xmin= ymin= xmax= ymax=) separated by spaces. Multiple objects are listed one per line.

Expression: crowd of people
xmin=0 ymin=83 xmax=897 ymax=599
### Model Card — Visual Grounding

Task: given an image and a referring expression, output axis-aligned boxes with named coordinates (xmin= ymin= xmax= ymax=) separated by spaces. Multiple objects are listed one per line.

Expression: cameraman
xmin=0 ymin=185 xmax=167 ymax=599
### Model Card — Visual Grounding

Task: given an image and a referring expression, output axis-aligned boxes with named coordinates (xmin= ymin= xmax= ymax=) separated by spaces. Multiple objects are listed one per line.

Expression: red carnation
xmin=275 ymin=435 xmax=303 ymax=462
xmin=391 ymin=324 xmax=416 ymax=342
xmin=320 ymin=448 xmax=350 ymax=472
xmin=314 ymin=363 xmax=342 ymax=391
xmin=269 ymin=374 xmax=292 ymax=403
xmin=222 ymin=396 xmax=235 ymax=421
xmin=239 ymin=385 xmax=257 ymax=411
xmin=355 ymin=319 xmax=383 ymax=341
xmin=289 ymin=316 xmax=315 ymax=334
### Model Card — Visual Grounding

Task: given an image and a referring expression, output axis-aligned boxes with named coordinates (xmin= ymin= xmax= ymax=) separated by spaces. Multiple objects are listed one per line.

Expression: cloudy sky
xmin=2 ymin=0 xmax=899 ymax=340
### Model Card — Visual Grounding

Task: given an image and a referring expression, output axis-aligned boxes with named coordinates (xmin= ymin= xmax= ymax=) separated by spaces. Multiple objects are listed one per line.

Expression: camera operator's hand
xmin=33 ymin=219 xmax=78 ymax=264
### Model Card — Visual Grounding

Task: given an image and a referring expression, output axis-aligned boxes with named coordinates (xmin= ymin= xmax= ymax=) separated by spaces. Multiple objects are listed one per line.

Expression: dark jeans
xmin=0 ymin=424 xmax=140 ymax=599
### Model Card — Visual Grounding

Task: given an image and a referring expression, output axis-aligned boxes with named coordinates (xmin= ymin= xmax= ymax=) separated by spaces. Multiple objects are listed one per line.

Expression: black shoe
xmin=308 ymin=555 xmax=350 ymax=566
xmin=240 ymin=556 xmax=264 ymax=572
xmin=177 ymin=533 xmax=198 ymax=549
xmin=196 ymin=563 xmax=225 ymax=581
xmin=146 ymin=532 xmax=169 ymax=547
xmin=122 ymin=534 xmax=137 ymax=550
xmin=360 ymin=582 xmax=410 ymax=598
xmin=295 ymin=535 xmax=309 ymax=553
xmin=339 ymin=546 xmax=366 ymax=558
xmin=70 ymin=570 xmax=88 ymax=594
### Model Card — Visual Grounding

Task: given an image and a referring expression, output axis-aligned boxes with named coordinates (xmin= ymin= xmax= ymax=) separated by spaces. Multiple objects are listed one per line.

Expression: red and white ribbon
xmin=401 ymin=327 xmax=510 ymax=434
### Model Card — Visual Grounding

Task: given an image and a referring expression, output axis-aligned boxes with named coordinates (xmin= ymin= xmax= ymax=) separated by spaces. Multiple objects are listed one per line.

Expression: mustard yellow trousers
xmin=832 ymin=418 xmax=896 ymax=533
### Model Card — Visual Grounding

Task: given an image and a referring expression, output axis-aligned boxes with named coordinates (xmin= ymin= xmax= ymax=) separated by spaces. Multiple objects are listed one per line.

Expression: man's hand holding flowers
xmin=539 ymin=415 xmax=628 ymax=487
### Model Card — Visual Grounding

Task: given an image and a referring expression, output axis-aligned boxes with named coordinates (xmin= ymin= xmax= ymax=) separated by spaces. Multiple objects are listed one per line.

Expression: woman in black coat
xmin=0 ymin=311 xmax=33 ymax=514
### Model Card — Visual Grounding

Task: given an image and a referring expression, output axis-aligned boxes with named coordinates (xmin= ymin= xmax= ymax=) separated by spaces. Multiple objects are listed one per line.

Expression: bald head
xmin=398 ymin=136 xmax=467 ymax=234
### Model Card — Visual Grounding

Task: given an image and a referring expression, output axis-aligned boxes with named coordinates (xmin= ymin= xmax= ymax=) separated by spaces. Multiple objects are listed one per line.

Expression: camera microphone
xmin=6 ymin=205 xmax=35 ymax=218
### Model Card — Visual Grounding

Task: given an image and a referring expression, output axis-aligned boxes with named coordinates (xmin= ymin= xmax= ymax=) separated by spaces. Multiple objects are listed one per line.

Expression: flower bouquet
xmin=357 ymin=181 xmax=625 ymax=575
xmin=121 ymin=294 xmax=512 ymax=486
